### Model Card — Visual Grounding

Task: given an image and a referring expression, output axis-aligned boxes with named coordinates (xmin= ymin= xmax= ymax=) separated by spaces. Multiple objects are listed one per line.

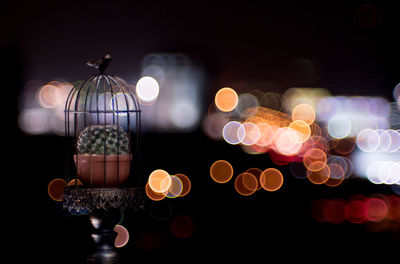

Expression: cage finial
xmin=86 ymin=54 xmax=112 ymax=74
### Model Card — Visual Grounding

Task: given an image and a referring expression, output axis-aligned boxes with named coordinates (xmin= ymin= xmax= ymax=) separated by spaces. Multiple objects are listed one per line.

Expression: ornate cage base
xmin=63 ymin=188 xmax=145 ymax=213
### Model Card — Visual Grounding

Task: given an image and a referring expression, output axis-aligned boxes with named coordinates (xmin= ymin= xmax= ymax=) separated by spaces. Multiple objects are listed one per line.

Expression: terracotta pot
xmin=74 ymin=154 xmax=132 ymax=187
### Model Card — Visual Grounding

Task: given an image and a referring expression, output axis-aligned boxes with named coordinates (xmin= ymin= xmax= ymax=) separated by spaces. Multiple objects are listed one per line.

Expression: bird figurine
xmin=86 ymin=54 xmax=112 ymax=73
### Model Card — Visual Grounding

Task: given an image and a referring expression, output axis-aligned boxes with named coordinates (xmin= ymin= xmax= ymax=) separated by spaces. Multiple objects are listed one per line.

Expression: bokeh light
xmin=19 ymin=108 xmax=52 ymax=135
xmin=325 ymin=163 xmax=345 ymax=187
xmin=386 ymin=129 xmax=400 ymax=152
xmin=356 ymin=128 xmax=380 ymax=152
xmin=210 ymin=160 xmax=234 ymax=183
xmin=215 ymin=87 xmax=239 ymax=112
xmin=303 ymin=148 xmax=327 ymax=172
xmin=288 ymin=120 xmax=311 ymax=143
xmin=111 ymin=92 xmax=135 ymax=115
xmin=202 ymin=112 xmax=229 ymax=140
xmin=366 ymin=160 xmax=386 ymax=184
xmin=246 ymin=168 xmax=263 ymax=190
xmin=376 ymin=129 xmax=392 ymax=152
xmin=148 ymin=169 xmax=172 ymax=193
xmin=163 ymin=175 xmax=183 ymax=198
xmin=307 ymin=163 xmax=330 ymax=184
xmin=291 ymin=103 xmax=316 ymax=125
xmin=312 ymin=194 xmax=399 ymax=226
xmin=304 ymin=135 xmax=329 ymax=154
xmin=170 ymin=100 xmax=200 ymax=129
xmin=346 ymin=195 xmax=367 ymax=224
xmin=208 ymin=85 xmax=398 ymax=192
xmin=235 ymin=93 xmax=259 ymax=115
xmin=48 ymin=178 xmax=65 ymax=202
xmin=19 ymin=81 xmax=73 ymax=135
xmin=359 ymin=156 xmax=400 ymax=185
xmin=333 ymin=137 xmax=356 ymax=155
xmin=37 ymin=83 xmax=65 ymax=109
xmin=255 ymin=122 xmax=278 ymax=147
xmin=327 ymin=115 xmax=352 ymax=139
xmin=67 ymin=178 xmax=83 ymax=187
xmin=274 ymin=127 xmax=303 ymax=156
xmin=365 ymin=197 xmax=388 ymax=222
xmin=145 ymin=182 xmax=166 ymax=201
xmin=393 ymin=82 xmax=400 ymax=102
xmin=114 ymin=225 xmax=129 ymax=248
xmin=324 ymin=199 xmax=346 ymax=224
xmin=284 ymin=87 xmax=330 ymax=112
xmin=175 ymin=173 xmax=191 ymax=197
xmin=234 ymin=172 xmax=258 ymax=196
xmin=241 ymin=122 xmax=261 ymax=146
xmin=260 ymin=92 xmax=284 ymax=111
xmin=387 ymin=195 xmax=400 ymax=219
xmin=260 ymin=168 xmax=284 ymax=191
xmin=136 ymin=76 xmax=160 ymax=104
xmin=326 ymin=155 xmax=351 ymax=180
xmin=222 ymin=121 xmax=245 ymax=145
xmin=139 ymin=53 xmax=204 ymax=132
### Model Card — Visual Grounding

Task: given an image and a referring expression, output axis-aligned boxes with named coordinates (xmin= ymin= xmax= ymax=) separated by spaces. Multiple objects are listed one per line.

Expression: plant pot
xmin=74 ymin=154 xmax=132 ymax=187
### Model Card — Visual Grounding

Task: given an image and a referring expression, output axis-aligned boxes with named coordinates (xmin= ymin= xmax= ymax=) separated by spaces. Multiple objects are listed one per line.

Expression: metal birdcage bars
xmin=62 ymin=56 xmax=145 ymax=215
xmin=64 ymin=73 xmax=141 ymax=188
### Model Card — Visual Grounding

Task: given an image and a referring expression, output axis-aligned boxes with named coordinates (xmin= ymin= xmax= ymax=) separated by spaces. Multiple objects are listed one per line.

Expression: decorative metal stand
xmin=63 ymin=188 xmax=145 ymax=264
xmin=62 ymin=55 xmax=145 ymax=264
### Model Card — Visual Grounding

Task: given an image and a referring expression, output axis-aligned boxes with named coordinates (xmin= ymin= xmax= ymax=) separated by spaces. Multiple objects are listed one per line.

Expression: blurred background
xmin=2 ymin=0 xmax=400 ymax=262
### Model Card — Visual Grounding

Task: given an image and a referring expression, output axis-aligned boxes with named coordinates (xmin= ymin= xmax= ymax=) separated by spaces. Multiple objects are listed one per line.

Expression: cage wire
xmin=64 ymin=67 xmax=142 ymax=189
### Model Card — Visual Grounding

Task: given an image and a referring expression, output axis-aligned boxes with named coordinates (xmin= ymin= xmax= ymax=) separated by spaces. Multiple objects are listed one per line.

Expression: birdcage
xmin=63 ymin=54 xmax=144 ymax=209
xmin=62 ymin=55 xmax=144 ymax=263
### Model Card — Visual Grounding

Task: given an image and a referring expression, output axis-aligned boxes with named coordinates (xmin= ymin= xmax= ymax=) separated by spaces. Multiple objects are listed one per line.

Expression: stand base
xmin=87 ymin=209 xmax=121 ymax=264
xmin=87 ymin=250 xmax=119 ymax=264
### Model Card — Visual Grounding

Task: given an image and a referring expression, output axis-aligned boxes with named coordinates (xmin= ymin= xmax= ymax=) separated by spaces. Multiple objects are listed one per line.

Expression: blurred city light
xmin=48 ymin=178 xmax=65 ymax=202
xmin=327 ymin=115 xmax=352 ymax=139
xmin=312 ymin=194 xmax=400 ymax=227
xmin=291 ymin=103 xmax=316 ymax=125
xmin=204 ymin=85 xmax=399 ymax=193
xmin=148 ymin=169 xmax=172 ymax=193
xmin=146 ymin=182 xmax=166 ymax=201
xmin=139 ymin=53 xmax=205 ymax=132
xmin=18 ymin=53 xmax=205 ymax=135
xmin=234 ymin=172 xmax=258 ymax=196
xmin=136 ymin=76 xmax=160 ymax=104
xmin=210 ymin=160 xmax=234 ymax=183
xmin=260 ymin=168 xmax=284 ymax=191
xmin=174 ymin=174 xmax=191 ymax=197
xmin=215 ymin=87 xmax=239 ymax=112
xmin=145 ymin=171 xmax=192 ymax=201
xmin=163 ymin=175 xmax=183 ymax=198
xmin=19 ymin=80 xmax=73 ymax=135
xmin=222 ymin=121 xmax=245 ymax=145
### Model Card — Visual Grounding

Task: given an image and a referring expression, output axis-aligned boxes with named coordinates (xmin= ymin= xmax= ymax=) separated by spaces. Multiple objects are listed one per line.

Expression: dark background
xmin=2 ymin=0 xmax=399 ymax=262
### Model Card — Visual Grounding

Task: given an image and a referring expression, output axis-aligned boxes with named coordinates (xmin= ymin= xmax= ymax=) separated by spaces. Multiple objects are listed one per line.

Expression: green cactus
xmin=77 ymin=125 xmax=130 ymax=155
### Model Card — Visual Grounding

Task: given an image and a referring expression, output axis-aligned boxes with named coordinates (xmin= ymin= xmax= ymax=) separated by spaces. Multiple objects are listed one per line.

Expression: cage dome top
xmin=65 ymin=54 xmax=141 ymax=115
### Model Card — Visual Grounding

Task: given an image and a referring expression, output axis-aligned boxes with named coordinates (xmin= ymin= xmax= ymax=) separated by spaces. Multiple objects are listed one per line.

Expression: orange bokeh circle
xmin=260 ymin=168 xmax=284 ymax=191
xmin=210 ymin=160 xmax=234 ymax=183
xmin=215 ymin=87 xmax=239 ymax=112
xmin=303 ymin=148 xmax=327 ymax=171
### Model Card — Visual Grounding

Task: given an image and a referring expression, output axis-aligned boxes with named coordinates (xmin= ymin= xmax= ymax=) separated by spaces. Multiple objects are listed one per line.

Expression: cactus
xmin=77 ymin=125 xmax=129 ymax=155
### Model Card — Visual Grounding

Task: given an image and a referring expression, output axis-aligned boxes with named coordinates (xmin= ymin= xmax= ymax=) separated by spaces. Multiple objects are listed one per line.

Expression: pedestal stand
xmin=63 ymin=188 xmax=145 ymax=264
